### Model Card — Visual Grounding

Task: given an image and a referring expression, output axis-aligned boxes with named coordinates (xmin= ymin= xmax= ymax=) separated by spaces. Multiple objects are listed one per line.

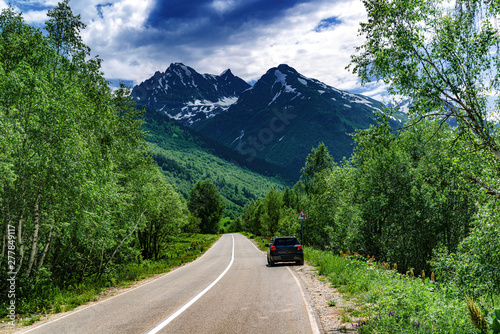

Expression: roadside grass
xmin=2 ymin=233 xmax=220 ymax=326
xmin=305 ymin=248 xmax=479 ymax=333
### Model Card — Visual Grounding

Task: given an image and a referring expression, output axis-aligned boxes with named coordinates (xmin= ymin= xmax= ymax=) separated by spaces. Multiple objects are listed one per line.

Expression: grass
xmin=2 ymin=233 xmax=220 ymax=326
xmin=304 ymin=248 xmax=479 ymax=333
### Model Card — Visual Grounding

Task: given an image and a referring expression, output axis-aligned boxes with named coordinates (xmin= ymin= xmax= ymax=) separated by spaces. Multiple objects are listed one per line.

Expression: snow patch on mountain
xmin=399 ymin=100 xmax=411 ymax=113
xmin=274 ymin=70 xmax=296 ymax=93
xmin=180 ymin=64 xmax=192 ymax=76
xmin=298 ymin=78 xmax=308 ymax=86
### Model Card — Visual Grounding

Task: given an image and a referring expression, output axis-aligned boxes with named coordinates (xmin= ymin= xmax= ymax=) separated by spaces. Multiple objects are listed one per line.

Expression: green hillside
xmin=142 ymin=108 xmax=293 ymax=218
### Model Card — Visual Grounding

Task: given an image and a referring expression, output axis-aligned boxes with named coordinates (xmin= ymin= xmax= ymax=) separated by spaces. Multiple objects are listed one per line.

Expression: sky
xmin=3 ymin=0 xmax=388 ymax=101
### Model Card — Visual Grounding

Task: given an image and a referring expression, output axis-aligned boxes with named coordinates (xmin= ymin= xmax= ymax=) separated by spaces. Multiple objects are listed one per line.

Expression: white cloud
xmin=191 ymin=0 xmax=370 ymax=92
xmin=211 ymin=0 xmax=236 ymax=15
xmin=23 ymin=9 xmax=48 ymax=23
xmin=11 ymin=0 xmax=386 ymax=99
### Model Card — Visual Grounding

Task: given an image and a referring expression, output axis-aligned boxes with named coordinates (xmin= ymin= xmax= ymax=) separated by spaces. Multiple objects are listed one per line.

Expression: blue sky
xmin=3 ymin=0 xmax=388 ymax=101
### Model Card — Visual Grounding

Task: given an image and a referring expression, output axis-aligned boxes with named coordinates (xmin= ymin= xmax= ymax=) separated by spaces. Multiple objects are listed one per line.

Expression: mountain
xmin=131 ymin=63 xmax=406 ymax=177
xmin=191 ymin=64 xmax=405 ymax=176
xmin=130 ymin=63 xmax=250 ymax=126
xmin=142 ymin=107 xmax=291 ymax=218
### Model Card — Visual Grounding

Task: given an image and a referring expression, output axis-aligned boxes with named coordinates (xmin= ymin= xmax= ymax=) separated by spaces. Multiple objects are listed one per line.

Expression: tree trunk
xmin=36 ymin=223 xmax=53 ymax=271
xmin=491 ymin=147 xmax=500 ymax=162
xmin=26 ymin=195 xmax=41 ymax=277
xmin=15 ymin=213 xmax=24 ymax=274
xmin=1 ymin=220 xmax=8 ymax=258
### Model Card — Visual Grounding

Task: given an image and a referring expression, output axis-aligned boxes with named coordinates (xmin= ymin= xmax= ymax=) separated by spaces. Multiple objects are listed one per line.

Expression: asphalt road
xmin=19 ymin=234 xmax=321 ymax=334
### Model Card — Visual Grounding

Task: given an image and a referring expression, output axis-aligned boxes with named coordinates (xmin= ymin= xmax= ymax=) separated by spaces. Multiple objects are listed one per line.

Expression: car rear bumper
xmin=269 ymin=253 xmax=303 ymax=263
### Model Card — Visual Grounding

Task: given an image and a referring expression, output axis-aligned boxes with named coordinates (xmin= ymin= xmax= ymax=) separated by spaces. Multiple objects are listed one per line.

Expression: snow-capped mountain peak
xmin=130 ymin=63 xmax=250 ymax=125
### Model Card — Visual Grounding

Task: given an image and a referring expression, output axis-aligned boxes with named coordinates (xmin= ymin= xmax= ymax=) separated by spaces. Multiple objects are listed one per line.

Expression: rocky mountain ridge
xmin=130 ymin=63 xmax=250 ymax=125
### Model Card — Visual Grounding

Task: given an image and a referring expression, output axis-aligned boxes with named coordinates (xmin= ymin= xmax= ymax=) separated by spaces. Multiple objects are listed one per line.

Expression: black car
xmin=267 ymin=236 xmax=304 ymax=266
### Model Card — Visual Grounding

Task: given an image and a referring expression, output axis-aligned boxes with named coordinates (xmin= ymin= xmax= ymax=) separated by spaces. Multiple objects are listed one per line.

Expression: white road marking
xmin=145 ymin=234 xmax=235 ymax=334
xmin=287 ymin=266 xmax=321 ymax=334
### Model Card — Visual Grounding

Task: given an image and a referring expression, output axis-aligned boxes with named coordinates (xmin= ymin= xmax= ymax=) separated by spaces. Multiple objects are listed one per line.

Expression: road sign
xmin=296 ymin=210 xmax=308 ymax=220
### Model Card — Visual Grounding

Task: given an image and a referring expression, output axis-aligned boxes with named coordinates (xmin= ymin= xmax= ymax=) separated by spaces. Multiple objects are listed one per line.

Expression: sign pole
xmin=296 ymin=210 xmax=308 ymax=246
xmin=302 ymin=221 xmax=304 ymax=246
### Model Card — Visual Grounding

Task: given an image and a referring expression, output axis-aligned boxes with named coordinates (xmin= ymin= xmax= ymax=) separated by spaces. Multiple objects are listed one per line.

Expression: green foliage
xmin=277 ymin=207 xmax=301 ymax=237
xmin=349 ymin=0 xmax=500 ymax=194
xmin=431 ymin=203 xmax=500 ymax=307
xmin=300 ymin=142 xmax=335 ymax=194
xmin=350 ymin=118 xmax=476 ymax=273
xmin=137 ymin=170 xmax=189 ymax=260
xmin=487 ymin=309 xmax=500 ymax=334
xmin=305 ymin=248 xmax=477 ymax=333
xmin=240 ymin=185 xmax=304 ymax=238
xmin=306 ymin=160 xmax=361 ymax=250
xmin=345 ymin=1 xmax=500 ymax=329
xmin=188 ymin=180 xmax=226 ymax=234
xmin=259 ymin=187 xmax=283 ymax=236
xmin=0 ymin=2 xmax=195 ymax=314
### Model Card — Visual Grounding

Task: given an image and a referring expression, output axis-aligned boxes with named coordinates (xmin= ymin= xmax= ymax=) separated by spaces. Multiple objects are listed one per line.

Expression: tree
xmin=260 ymin=188 xmax=283 ymax=237
xmin=240 ymin=200 xmax=264 ymax=235
xmin=349 ymin=0 xmax=500 ymax=196
xmin=137 ymin=171 xmax=188 ymax=260
xmin=431 ymin=203 xmax=500 ymax=306
xmin=0 ymin=1 xmax=186 ymax=288
xmin=188 ymin=180 xmax=225 ymax=234
xmin=300 ymin=142 xmax=335 ymax=194
xmin=350 ymin=117 xmax=476 ymax=272
xmin=309 ymin=160 xmax=361 ymax=251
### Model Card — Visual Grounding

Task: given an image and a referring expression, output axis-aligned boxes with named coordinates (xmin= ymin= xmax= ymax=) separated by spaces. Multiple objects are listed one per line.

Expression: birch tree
xmin=349 ymin=0 xmax=500 ymax=196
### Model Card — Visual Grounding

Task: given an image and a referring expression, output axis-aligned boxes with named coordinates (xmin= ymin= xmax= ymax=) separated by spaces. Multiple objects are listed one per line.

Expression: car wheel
xmin=296 ymin=260 xmax=304 ymax=265
xmin=269 ymin=259 xmax=275 ymax=267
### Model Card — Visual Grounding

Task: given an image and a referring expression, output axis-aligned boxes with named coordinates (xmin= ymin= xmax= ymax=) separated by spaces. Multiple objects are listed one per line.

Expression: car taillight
xmin=297 ymin=245 xmax=303 ymax=251
xmin=271 ymin=246 xmax=277 ymax=252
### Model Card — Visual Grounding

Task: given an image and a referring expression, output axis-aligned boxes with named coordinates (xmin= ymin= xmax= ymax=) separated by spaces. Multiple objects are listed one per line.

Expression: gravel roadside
xmin=291 ymin=262 xmax=361 ymax=333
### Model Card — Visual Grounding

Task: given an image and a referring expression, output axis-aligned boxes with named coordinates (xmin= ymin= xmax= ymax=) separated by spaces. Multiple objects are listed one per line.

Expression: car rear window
xmin=273 ymin=238 xmax=299 ymax=246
